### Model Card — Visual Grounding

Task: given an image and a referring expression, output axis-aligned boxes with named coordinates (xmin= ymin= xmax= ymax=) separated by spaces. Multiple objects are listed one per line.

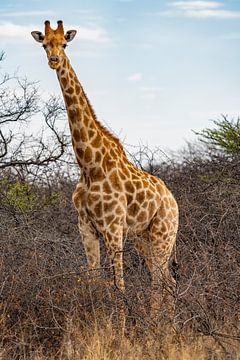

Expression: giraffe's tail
xmin=170 ymin=242 xmax=180 ymax=281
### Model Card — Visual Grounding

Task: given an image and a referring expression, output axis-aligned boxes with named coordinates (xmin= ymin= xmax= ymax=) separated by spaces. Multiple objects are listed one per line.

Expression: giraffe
xmin=31 ymin=20 xmax=179 ymax=321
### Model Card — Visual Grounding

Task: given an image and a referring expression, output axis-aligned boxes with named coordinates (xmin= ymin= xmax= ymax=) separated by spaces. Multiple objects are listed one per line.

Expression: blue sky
xmin=1 ymin=0 xmax=240 ymax=151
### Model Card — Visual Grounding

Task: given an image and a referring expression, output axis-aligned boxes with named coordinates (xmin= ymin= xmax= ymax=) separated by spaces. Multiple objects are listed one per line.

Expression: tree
xmin=0 ymin=52 xmax=74 ymax=181
xmin=195 ymin=115 xmax=240 ymax=154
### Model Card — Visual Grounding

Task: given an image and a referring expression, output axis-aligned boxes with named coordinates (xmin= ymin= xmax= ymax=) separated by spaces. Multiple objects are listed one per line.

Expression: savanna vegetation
xmin=0 ymin=55 xmax=239 ymax=359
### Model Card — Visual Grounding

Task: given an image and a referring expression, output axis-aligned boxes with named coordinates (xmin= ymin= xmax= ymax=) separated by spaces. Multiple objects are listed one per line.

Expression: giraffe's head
xmin=31 ymin=20 xmax=77 ymax=70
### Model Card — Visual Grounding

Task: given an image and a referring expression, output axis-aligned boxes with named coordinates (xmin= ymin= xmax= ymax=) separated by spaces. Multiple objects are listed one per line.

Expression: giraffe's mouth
xmin=49 ymin=60 xmax=60 ymax=70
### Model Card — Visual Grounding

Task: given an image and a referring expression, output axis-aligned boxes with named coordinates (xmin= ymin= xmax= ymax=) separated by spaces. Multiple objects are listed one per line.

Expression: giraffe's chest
xmin=73 ymin=177 xmax=125 ymax=229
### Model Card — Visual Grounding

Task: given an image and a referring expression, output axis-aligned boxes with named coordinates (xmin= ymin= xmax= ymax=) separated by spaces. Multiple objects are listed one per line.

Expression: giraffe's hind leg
xmin=131 ymin=231 xmax=176 ymax=320
xmin=147 ymin=207 xmax=178 ymax=320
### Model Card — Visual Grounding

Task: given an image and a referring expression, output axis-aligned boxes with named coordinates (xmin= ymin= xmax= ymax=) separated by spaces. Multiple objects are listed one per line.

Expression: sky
xmin=1 ymin=0 xmax=240 ymax=152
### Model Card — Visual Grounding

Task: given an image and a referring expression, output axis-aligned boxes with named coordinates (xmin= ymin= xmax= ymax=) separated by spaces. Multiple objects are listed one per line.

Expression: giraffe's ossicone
xmin=31 ymin=20 xmax=179 ymax=321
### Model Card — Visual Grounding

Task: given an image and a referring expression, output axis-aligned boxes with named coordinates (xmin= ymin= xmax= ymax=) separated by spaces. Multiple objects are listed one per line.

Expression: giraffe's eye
xmin=62 ymin=44 xmax=67 ymax=49
xmin=43 ymin=44 xmax=47 ymax=49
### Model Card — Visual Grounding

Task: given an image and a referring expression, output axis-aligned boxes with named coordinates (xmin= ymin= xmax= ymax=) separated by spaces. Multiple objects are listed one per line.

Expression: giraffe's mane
xmin=82 ymin=88 xmax=126 ymax=154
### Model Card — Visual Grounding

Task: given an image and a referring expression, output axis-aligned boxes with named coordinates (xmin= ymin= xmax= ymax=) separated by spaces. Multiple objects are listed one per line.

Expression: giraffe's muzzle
xmin=49 ymin=55 xmax=60 ymax=69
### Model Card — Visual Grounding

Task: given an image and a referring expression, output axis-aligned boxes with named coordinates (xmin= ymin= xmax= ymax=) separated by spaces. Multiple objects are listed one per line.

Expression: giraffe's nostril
xmin=50 ymin=55 xmax=59 ymax=63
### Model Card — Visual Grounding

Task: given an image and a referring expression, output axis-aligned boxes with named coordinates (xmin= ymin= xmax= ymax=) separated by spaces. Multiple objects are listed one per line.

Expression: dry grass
xmin=1 ymin=313 xmax=239 ymax=360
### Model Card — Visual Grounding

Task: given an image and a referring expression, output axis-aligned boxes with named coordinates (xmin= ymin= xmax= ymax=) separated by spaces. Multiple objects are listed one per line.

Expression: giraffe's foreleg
xmin=103 ymin=226 xmax=125 ymax=292
xmin=103 ymin=225 xmax=126 ymax=334
xmin=73 ymin=183 xmax=101 ymax=271
xmin=78 ymin=217 xmax=100 ymax=271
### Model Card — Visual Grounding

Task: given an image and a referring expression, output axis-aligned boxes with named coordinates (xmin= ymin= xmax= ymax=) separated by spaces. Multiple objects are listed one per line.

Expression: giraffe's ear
xmin=31 ymin=31 xmax=44 ymax=43
xmin=65 ymin=30 xmax=77 ymax=42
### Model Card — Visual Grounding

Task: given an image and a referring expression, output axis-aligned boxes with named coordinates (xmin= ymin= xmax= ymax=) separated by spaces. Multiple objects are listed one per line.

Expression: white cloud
xmin=127 ymin=72 xmax=142 ymax=82
xmin=0 ymin=10 xmax=55 ymax=17
xmin=76 ymin=25 xmax=111 ymax=44
xmin=0 ymin=22 xmax=33 ymax=43
xmin=184 ymin=9 xmax=240 ymax=19
xmin=0 ymin=21 xmax=112 ymax=45
xmin=172 ymin=1 xmax=221 ymax=11
xmin=154 ymin=1 xmax=240 ymax=19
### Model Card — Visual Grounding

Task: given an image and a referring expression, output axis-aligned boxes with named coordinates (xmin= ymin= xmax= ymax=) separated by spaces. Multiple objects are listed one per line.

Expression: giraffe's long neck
xmin=56 ymin=55 xmax=130 ymax=184
xmin=56 ymin=55 xmax=107 ymax=171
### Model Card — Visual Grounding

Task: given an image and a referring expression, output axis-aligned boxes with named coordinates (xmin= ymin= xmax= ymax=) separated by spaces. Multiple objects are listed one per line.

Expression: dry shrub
xmin=164 ymin=153 xmax=240 ymax=339
xmin=0 ymin=151 xmax=239 ymax=359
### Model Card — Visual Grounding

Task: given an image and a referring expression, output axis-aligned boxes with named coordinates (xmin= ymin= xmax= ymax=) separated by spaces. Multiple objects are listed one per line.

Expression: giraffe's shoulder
xmin=72 ymin=180 xmax=88 ymax=209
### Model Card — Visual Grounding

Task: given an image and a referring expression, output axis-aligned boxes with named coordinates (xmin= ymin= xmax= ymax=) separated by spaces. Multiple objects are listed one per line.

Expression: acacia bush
xmin=195 ymin=115 xmax=240 ymax=154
